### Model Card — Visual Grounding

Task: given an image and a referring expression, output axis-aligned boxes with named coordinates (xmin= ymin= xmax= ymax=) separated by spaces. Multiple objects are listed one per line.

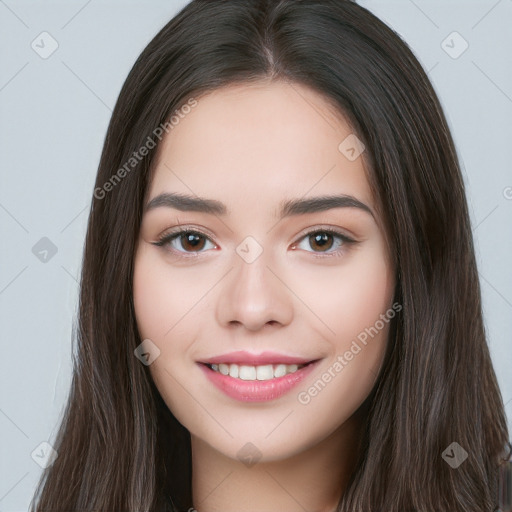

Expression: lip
xmin=198 ymin=350 xmax=314 ymax=366
xmin=197 ymin=359 xmax=320 ymax=402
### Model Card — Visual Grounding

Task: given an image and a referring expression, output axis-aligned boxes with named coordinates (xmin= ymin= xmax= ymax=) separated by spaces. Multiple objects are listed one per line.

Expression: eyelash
xmin=152 ymin=226 xmax=357 ymax=260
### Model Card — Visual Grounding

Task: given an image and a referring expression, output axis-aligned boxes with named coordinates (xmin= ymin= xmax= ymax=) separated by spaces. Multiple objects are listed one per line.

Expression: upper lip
xmin=198 ymin=350 xmax=317 ymax=366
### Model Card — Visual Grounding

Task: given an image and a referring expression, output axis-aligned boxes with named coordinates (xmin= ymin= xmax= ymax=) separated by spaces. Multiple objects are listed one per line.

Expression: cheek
xmin=295 ymin=248 xmax=394 ymax=426
xmin=290 ymin=239 xmax=395 ymax=345
xmin=132 ymin=248 xmax=195 ymax=391
xmin=133 ymin=251 xmax=167 ymax=341
xmin=132 ymin=246 xmax=215 ymax=382
xmin=133 ymin=246 xmax=205 ymax=341
xmin=340 ymin=247 xmax=394 ymax=341
xmin=338 ymin=252 xmax=394 ymax=381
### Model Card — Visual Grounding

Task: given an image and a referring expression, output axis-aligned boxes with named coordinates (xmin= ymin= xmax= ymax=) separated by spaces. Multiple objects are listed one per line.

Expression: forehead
xmin=147 ymin=80 xmax=375 ymax=215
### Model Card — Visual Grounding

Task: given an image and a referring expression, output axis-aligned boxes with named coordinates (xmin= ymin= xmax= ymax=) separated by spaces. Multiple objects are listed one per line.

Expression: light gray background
xmin=0 ymin=1 xmax=511 ymax=510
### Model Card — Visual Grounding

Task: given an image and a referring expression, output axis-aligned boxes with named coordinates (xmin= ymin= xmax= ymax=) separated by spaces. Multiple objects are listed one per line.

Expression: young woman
xmin=30 ymin=1 xmax=510 ymax=511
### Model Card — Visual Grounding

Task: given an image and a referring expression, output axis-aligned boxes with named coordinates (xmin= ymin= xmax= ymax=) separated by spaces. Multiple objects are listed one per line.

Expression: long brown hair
xmin=30 ymin=1 xmax=510 ymax=510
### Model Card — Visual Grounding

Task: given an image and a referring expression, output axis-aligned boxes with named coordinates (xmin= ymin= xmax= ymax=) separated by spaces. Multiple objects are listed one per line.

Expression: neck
xmin=189 ymin=412 xmax=363 ymax=512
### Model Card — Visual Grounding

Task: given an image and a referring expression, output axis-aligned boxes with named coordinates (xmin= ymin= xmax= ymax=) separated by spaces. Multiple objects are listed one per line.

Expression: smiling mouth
xmin=201 ymin=361 xmax=316 ymax=381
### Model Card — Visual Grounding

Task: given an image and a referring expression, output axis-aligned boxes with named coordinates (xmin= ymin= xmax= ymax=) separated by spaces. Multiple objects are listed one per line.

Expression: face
xmin=133 ymin=80 xmax=395 ymax=463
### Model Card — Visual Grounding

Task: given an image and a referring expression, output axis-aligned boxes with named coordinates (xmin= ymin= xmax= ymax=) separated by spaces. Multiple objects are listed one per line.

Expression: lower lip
xmin=198 ymin=361 xmax=319 ymax=402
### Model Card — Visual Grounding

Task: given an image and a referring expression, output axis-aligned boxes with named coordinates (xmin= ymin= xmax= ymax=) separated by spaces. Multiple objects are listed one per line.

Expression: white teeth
xmin=256 ymin=365 xmax=273 ymax=380
xmin=239 ymin=365 xmax=256 ymax=380
xmin=229 ymin=363 xmax=239 ymax=378
xmin=208 ymin=362 xmax=305 ymax=381
xmin=274 ymin=364 xmax=286 ymax=378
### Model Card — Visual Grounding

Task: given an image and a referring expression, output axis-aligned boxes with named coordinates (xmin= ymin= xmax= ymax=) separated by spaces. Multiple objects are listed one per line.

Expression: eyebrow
xmin=144 ymin=192 xmax=374 ymax=219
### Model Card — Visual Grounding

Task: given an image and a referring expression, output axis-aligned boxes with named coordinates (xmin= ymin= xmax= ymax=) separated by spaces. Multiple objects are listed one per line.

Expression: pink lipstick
xmin=197 ymin=351 xmax=320 ymax=402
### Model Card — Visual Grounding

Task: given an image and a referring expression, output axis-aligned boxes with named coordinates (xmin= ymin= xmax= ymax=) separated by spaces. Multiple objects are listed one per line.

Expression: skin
xmin=133 ymin=80 xmax=396 ymax=512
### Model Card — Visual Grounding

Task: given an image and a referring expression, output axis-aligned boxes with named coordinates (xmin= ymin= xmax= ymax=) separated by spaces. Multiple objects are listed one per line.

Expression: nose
xmin=215 ymin=249 xmax=294 ymax=332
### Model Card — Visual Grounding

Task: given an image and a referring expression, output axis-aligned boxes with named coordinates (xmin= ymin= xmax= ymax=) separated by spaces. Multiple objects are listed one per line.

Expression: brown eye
xmin=293 ymin=228 xmax=355 ymax=256
xmin=154 ymin=230 xmax=216 ymax=254
xmin=179 ymin=232 xmax=207 ymax=252
xmin=308 ymin=232 xmax=335 ymax=252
